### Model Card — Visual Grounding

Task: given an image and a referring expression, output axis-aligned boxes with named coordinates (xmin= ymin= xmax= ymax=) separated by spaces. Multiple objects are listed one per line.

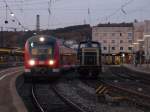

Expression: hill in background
xmin=0 ymin=24 xmax=91 ymax=48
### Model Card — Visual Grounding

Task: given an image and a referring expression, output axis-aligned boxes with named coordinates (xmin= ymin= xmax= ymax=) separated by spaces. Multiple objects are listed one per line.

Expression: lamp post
xmin=132 ymin=42 xmax=139 ymax=66
xmin=0 ymin=27 xmax=3 ymax=47
xmin=122 ymin=53 xmax=125 ymax=64
xmin=137 ymin=39 xmax=144 ymax=66
xmin=147 ymin=38 xmax=149 ymax=68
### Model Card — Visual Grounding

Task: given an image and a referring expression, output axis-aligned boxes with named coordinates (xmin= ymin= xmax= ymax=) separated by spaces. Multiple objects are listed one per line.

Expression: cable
xmin=100 ymin=0 xmax=134 ymax=22
xmin=3 ymin=0 xmax=29 ymax=30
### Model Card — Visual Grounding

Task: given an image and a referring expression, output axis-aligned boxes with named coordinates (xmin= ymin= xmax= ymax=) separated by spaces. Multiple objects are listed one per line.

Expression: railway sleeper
xmin=96 ymin=84 xmax=129 ymax=105
xmin=97 ymin=84 xmax=150 ymax=109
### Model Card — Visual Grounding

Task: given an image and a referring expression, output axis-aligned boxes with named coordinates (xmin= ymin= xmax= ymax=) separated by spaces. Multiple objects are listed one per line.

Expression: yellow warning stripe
xmin=96 ymin=85 xmax=103 ymax=93
xmin=98 ymin=87 xmax=107 ymax=94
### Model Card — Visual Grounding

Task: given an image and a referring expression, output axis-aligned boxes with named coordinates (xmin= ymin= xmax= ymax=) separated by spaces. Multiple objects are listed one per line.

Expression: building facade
xmin=92 ymin=23 xmax=134 ymax=64
xmin=143 ymin=20 xmax=150 ymax=63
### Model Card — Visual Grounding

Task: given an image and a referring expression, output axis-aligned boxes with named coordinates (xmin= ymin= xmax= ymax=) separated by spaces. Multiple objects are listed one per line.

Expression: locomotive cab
xmin=24 ymin=35 xmax=60 ymax=79
xmin=77 ymin=40 xmax=102 ymax=77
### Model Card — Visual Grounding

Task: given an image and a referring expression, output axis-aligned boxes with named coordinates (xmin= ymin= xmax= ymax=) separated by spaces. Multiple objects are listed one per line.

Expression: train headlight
xmin=29 ymin=59 xmax=35 ymax=66
xmin=39 ymin=37 xmax=45 ymax=42
xmin=49 ymin=60 xmax=54 ymax=65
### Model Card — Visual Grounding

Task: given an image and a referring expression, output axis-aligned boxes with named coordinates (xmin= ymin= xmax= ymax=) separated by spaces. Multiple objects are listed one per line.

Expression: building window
xmin=128 ymin=32 xmax=132 ymax=38
xmin=112 ymin=47 xmax=115 ymax=50
xmin=120 ymin=40 xmax=123 ymax=43
xmin=112 ymin=40 xmax=115 ymax=43
xmin=120 ymin=47 xmax=123 ymax=50
xmin=128 ymin=47 xmax=132 ymax=50
xmin=120 ymin=33 xmax=122 ymax=36
xmin=112 ymin=33 xmax=115 ymax=36
xmin=128 ymin=40 xmax=132 ymax=43
xmin=103 ymin=47 xmax=107 ymax=50
xmin=103 ymin=40 xmax=107 ymax=43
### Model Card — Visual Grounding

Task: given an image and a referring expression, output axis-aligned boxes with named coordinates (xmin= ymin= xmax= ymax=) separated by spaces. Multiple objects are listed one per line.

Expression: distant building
xmin=92 ymin=23 xmax=134 ymax=64
xmin=143 ymin=35 xmax=150 ymax=62
xmin=143 ymin=20 xmax=150 ymax=62
xmin=134 ymin=20 xmax=150 ymax=63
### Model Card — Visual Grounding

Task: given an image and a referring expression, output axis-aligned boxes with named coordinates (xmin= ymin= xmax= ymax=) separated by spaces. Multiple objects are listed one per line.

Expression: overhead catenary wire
xmin=100 ymin=0 xmax=135 ymax=22
xmin=47 ymin=0 xmax=52 ymax=29
xmin=2 ymin=0 xmax=29 ymax=30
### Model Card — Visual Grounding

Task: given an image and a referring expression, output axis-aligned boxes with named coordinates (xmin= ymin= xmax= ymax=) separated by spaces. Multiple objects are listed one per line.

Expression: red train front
xmin=24 ymin=35 xmax=60 ymax=79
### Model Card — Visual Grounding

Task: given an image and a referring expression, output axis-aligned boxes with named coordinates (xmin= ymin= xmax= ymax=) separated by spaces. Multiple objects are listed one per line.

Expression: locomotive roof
xmin=79 ymin=40 xmax=101 ymax=45
xmin=27 ymin=35 xmax=57 ymax=43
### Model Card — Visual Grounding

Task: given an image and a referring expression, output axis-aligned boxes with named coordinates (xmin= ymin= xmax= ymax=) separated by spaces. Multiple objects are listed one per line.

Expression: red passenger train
xmin=24 ymin=35 xmax=61 ymax=80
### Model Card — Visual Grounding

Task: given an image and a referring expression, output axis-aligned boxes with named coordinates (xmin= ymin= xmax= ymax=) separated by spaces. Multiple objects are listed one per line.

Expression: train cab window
xmin=80 ymin=43 xmax=99 ymax=48
xmin=31 ymin=48 xmax=38 ymax=55
xmin=80 ymin=44 xmax=86 ymax=48
xmin=31 ymin=47 xmax=52 ymax=55
xmin=29 ymin=41 xmax=54 ymax=59
xmin=48 ymin=48 xmax=52 ymax=54
xmin=91 ymin=43 xmax=99 ymax=48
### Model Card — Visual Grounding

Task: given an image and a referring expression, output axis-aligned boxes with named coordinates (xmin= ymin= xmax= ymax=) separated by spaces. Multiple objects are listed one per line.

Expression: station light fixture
xmin=122 ymin=53 xmax=125 ymax=57
xmin=33 ymin=32 xmax=37 ymax=35
xmin=10 ymin=12 xmax=14 ymax=17
xmin=137 ymin=39 xmax=144 ymax=42
xmin=25 ymin=29 xmax=28 ymax=32
xmin=144 ymin=35 xmax=150 ymax=38
xmin=132 ymin=42 xmax=139 ymax=45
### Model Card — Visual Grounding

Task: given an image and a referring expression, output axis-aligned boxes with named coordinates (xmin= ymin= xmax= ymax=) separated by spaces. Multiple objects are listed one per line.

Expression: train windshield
xmin=29 ymin=42 xmax=54 ymax=60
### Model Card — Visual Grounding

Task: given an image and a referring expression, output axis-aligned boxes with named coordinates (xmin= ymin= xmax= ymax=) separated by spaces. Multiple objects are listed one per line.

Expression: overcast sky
xmin=0 ymin=0 xmax=150 ymax=30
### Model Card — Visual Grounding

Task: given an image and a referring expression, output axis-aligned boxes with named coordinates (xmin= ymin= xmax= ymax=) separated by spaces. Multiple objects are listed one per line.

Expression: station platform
xmin=122 ymin=64 xmax=150 ymax=74
xmin=0 ymin=67 xmax=27 ymax=112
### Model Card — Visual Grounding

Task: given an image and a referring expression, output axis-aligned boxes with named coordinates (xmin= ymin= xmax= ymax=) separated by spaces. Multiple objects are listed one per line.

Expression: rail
xmin=31 ymin=85 xmax=45 ymax=112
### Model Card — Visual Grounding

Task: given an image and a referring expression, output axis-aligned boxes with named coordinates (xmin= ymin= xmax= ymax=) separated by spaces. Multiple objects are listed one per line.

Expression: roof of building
xmin=96 ymin=23 xmax=133 ymax=27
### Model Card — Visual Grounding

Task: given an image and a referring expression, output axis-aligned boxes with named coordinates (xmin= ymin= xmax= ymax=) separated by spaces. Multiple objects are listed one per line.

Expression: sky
xmin=0 ymin=0 xmax=150 ymax=31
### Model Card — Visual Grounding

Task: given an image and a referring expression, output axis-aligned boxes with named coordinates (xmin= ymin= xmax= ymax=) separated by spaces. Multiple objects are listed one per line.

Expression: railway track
xmin=31 ymin=85 xmax=45 ymax=112
xmin=31 ymin=83 xmax=86 ymax=112
xmin=78 ymin=66 xmax=150 ymax=110
xmin=109 ymin=66 xmax=150 ymax=84
xmin=101 ymin=79 xmax=150 ymax=109
xmin=98 ymin=66 xmax=150 ymax=109
xmin=17 ymin=70 xmax=144 ymax=112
